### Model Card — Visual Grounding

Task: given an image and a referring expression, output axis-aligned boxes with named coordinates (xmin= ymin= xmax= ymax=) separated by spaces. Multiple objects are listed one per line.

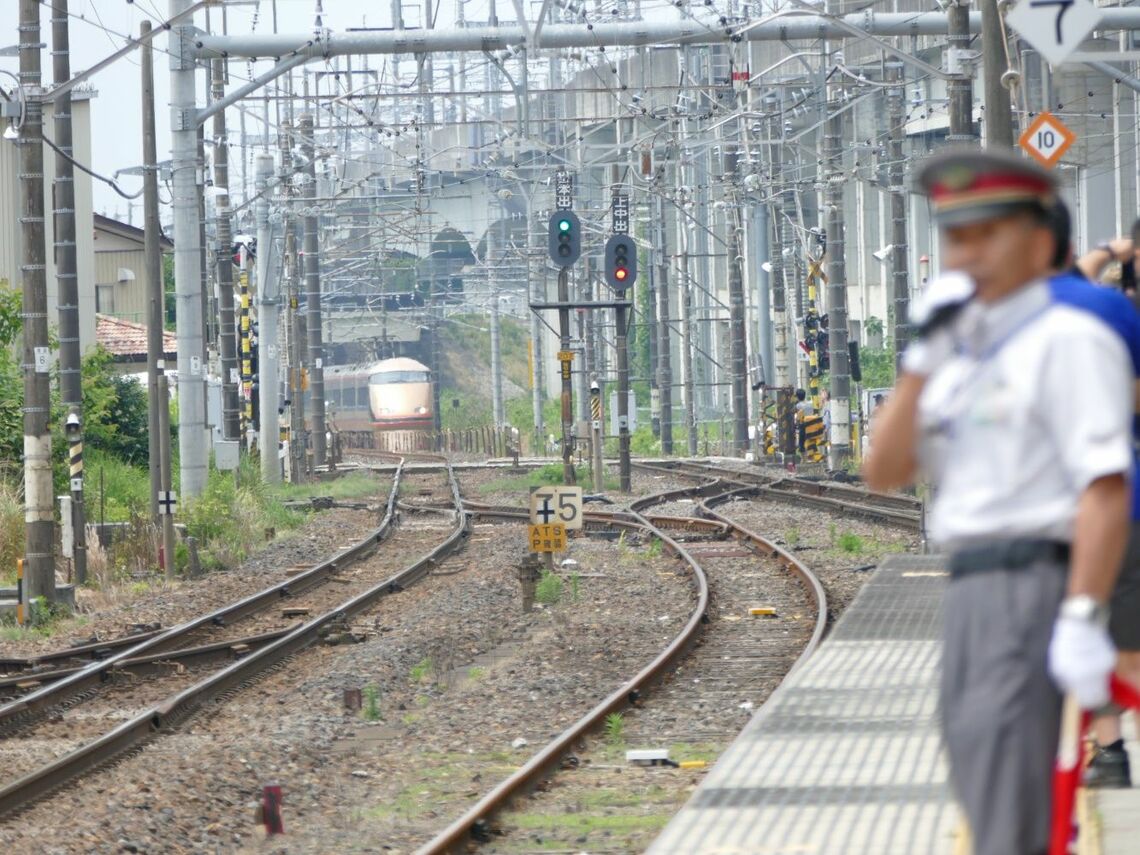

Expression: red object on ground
xmin=1049 ymin=676 xmax=1140 ymax=855
xmin=262 ymin=784 xmax=284 ymax=836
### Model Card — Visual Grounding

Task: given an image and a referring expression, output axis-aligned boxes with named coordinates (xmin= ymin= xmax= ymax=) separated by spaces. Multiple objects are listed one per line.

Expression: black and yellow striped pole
xmin=590 ymin=381 xmax=603 ymax=493
xmin=64 ymin=410 xmax=87 ymax=585
xmin=240 ymin=254 xmax=253 ymax=436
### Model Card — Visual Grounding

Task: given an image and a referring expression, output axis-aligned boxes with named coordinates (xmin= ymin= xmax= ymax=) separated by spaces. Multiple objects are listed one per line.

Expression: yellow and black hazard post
xmin=802 ymin=414 xmax=826 ymax=463
xmin=590 ymin=381 xmax=604 ymax=492
xmin=240 ymin=266 xmax=253 ymax=435
xmin=64 ymin=409 xmax=87 ymax=584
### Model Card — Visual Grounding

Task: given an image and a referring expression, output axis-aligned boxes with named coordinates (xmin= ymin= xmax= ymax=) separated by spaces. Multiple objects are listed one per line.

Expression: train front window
xmin=370 ymin=371 xmax=429 ymax=384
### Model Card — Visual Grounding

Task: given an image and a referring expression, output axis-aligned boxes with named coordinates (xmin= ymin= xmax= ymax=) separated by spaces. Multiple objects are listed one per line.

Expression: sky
xmin=0 ymin=1 xmax=522 ymax=219
xmin=0 ymin=0 xmax=705 ymax=220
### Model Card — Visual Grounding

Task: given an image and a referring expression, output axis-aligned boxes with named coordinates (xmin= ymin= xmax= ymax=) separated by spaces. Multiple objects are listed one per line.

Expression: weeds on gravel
xmin=467 ymin=666 xmax=487 ymax=681
xmin=568 ymin=571 xmax=581 ymax=603
xmin=838 ymin=532 xmax=864 ymax=554
xmin=645 ymin=537 xmax=663 ymax=559
xmin=0 ymin=481 xmax=21 ymax=585
xmin=784 ymin=527 xmax=801 ymax=548
xmin=410 ymin=658 xmax=432 ymax=683
xmin=535 ymin=570 xmax=563 ymax=605
xmin=604 ymin=712 xmax=625 ymax=746
xmin=362 ymin=685 xmax=382 ymax=721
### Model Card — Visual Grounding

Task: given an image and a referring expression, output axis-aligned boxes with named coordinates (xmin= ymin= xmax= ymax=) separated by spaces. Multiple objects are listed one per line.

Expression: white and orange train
xmin=322 ymin=357 xmax=434 ymax=442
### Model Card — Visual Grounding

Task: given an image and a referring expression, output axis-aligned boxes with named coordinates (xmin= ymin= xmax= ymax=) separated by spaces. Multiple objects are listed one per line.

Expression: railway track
xmin=634 ymin=459 xmax=923 ymax=531
xmin=417 ymin=478 xmax=828 ymax=854
xmin=0 ymin=458 xmax=470 ymax=819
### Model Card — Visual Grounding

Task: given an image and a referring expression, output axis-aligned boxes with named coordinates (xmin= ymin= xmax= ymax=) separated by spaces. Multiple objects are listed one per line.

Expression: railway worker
xmin=864 ymin=149 xmax=1133 ymax=855
xmin=1048 ymin=202 xmax=1140 ymax=789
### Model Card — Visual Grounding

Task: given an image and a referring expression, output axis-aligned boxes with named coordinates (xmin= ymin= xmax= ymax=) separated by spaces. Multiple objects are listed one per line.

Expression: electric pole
xmin=824 ymin=29 xmax=852 ymax=468
xmin=19 ymin=0 xmax=55 ymax=606
xmin=981 ymin=0 xmax=1015 ymax=147
xmin=255 ymin=152 xmax=281 ymax=481
xmin=887 ymin=64 xmax=911 ymax=358
xmin=212 ymin=58 xmax=241 ymax=442
xmin=948 ymin=0 xmax=977 ymax=145
xmin=142 ymin=21 xmax=175 ymax=577
xmin=725 ymin=146 xmax=750 ymax=456
xmin=170 ymin=0 xmax=207 ymax=498
xmin=654 ymin=192 xmax=674 ymax=454
xmin=299 ymin=113 xmax=327 ymax=467
xmin=51 ymin=0 xmax=87 ymax=585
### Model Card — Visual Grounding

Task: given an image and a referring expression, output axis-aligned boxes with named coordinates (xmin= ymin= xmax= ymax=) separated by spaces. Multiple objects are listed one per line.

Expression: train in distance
xmin=322 ymin=357 xmax=434 ymax=434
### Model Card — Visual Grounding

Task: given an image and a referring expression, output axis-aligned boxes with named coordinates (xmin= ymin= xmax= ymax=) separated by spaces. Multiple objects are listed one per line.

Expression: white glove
xmin=900 ymin=272 xmax=975 ymax=377
xmin=909 ymin=271 xmax=975 ymax=333
xmin=1048 ymin=615 xmax=1117 ymax=709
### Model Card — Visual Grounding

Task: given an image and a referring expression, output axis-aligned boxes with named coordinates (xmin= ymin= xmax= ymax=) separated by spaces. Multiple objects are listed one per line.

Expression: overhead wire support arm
xmin=41 ymin=0 xmax=221 ymax=101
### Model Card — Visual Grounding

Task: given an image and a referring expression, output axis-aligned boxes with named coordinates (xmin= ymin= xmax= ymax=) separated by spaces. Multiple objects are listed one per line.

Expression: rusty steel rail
xmin=0 ymin=630 xmax=293 ymax=695
xmin=0 ymin=465 xmax=404 ymax=683
xmin=417 ymin=482 xmax=827 ymax=854
xmin=634 ymin=460 xmax=921 ymax=531
xmin=0 ymin=459 xmax=468 ymax=819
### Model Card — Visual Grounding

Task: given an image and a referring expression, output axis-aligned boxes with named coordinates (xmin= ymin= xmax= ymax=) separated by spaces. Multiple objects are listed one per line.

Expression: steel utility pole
xmin=211 ymin=58 xmax=241 ymax=441
xmin=654 ymin=193 xmax=674 ymax=454
xmin=51 ymin=0 xmax=87 ymax=585
xmin=981 ymin=0 xmax=1014 ymax=147
xmin=170 ymin=0 xmax=207 ymax=497
xmin=255 ymin=152 xmax=281 ymax=481
xmin=142 ymin=22 xmax=175 ymax=577
xmin=887 ymin=64 xmax=911 ymax=359
xmin=824 ymin=30 xmax=852 ymax=468
xmin=299 ymin=113 xmax=327 ymax=467
xmin=19 ymin=0 xmax=55 ymax=606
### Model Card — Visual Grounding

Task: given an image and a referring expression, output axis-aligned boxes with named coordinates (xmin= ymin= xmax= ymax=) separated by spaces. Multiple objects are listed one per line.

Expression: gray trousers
xmin=940 ymin=559 xmax=1067 ymax=855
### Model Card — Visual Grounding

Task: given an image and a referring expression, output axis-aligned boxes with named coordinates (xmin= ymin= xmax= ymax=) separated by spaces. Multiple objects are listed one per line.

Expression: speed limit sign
xmin=529 ymin=486 xmax=583 ymax=530
xmin=1018 ymin=112 xmax=1076 ymax=169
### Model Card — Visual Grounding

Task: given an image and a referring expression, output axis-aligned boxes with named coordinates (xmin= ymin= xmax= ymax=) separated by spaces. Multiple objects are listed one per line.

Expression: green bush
xmin=535 ymin=570 xmax=563 ymax=605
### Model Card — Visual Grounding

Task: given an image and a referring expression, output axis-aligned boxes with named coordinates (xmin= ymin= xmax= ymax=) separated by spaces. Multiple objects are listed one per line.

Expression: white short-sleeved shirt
xmin=917 ymin=280 xmax=1133 ymax=549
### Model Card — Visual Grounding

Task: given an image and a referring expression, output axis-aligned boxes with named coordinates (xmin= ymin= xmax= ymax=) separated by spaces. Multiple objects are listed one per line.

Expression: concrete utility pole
xmin=824 ymin=32 xmax=852 ymax=468
xmin=768 ymin=112 xmax=791 ymax=388
xmin=170 ymin=0 xmax=207 ymax=498
xmin=211 ymin=59 xmax=241 ymax=441
xmin=299 ymin=113 xmax=327 ymax=467
xmin=725 ymin=148 xmax=750 ymax=455
xmin=558 ymin=266 xmax=575 ymax=483
xmin=654 ymin=193 xmax=674 ymax=454
xmin=679 ymin=227 xmax=697 ymax=457
xmin=887 ymin=64 xmax=911 ymax=358
xmin=751 ymin=201 xmax=773 ymax=395
xmin=981 ymin=0 xmax=1015 ymax=147
xmin=142 ymin=22 xmax=175 ymax=577
xmin=51 ymin=0 xmax=87 ymax=585
xmin=948 ymin=0 xmax=977 ymax=145
xmin=255 ymin=152 xmax=281 ymax=481
xmin=19 ymin=0 xmax=55 ymax=606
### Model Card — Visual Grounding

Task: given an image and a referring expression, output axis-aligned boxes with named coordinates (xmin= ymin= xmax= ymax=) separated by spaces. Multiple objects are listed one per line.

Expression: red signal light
xmin=615 ymin=268 xmax=628 ymax=281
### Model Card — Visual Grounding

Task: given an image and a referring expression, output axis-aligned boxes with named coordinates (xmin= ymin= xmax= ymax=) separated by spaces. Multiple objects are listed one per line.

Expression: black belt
xmin=948 ymin=539 xmax=1070 ymax=578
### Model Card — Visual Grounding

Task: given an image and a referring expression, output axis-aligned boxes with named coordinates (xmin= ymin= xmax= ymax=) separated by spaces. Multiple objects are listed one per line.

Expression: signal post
xmin=604 ymin=194 xmax=637 ymax=493
xmin=548 ymin=171 xmax=581 ymax=485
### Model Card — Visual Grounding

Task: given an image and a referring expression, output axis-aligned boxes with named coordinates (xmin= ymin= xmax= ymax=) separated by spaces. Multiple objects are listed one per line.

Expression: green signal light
xmin=558 ymin=219 xmax=572 ymax=232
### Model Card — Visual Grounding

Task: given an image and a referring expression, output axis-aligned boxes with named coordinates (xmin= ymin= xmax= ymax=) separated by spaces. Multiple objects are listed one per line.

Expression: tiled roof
xmin=96 ymin=313 xmax=177 ymax=361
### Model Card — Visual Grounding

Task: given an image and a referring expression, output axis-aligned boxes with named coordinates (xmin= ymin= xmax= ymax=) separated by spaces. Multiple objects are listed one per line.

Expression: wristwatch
xmin=1059 ymin=594 xmax=1110 ymax=628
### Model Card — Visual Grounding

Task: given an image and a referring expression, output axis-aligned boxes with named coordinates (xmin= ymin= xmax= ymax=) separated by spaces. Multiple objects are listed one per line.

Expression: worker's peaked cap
xmin=914 ymin=147 xmax=1057 ymax=227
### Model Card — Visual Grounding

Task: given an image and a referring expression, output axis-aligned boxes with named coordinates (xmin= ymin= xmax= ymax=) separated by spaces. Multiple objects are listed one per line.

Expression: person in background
xmin=794 ymin=388 xmax=813 ymax=452
xmin=1050 ymin=202 xmax=1140 ymax=788
xmin=865 ymin=149 xmax=1131 ymax=855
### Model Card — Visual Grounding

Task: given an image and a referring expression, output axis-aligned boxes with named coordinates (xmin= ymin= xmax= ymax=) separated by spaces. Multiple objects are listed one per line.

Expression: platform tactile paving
xmin=648 ymin=555 xmax=961 ymax=855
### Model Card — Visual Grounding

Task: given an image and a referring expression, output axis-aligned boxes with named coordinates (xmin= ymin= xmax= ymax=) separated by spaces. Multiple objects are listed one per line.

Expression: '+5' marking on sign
xmin=536 ymin=499 xmax=556 ymax=524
